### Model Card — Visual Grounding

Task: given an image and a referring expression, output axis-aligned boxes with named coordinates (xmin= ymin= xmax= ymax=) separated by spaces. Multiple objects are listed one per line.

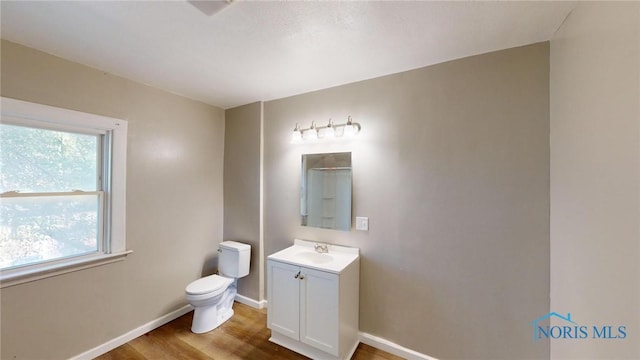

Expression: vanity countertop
xmin=268 ymin=239 xmax=359 ymax=274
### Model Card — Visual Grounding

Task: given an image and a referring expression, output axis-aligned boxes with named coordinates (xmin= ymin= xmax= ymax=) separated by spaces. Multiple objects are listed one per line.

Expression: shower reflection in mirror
xmin=300 ymin=152 xmax=352 ymax=231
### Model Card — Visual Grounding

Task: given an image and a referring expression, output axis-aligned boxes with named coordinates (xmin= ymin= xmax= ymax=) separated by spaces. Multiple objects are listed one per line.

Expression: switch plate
xmin=355 ymin=217 xmax=369 ymax=231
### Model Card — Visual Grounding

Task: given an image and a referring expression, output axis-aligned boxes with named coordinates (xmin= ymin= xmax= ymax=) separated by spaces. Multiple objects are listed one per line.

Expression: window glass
xmin=0 ymin=194 xmax=101 ymax=268
xmin=0 ymin=123 xmax=102 ymax=270
xmin=0 ymin=124 xmax=98 ymax=193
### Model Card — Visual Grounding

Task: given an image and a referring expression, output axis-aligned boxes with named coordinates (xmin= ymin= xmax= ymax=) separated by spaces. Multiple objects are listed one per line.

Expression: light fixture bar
xmin=291 ymin=116 xmax=361 ymax=143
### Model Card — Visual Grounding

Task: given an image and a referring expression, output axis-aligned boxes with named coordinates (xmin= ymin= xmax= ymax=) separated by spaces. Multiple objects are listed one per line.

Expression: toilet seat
xmin=186 ymin=274 xmax=233 ymax=297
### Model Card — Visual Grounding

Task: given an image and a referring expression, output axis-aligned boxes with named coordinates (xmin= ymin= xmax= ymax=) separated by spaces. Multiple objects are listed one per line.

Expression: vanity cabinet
xmin=267 ymin=240 xmax=360 ymax=360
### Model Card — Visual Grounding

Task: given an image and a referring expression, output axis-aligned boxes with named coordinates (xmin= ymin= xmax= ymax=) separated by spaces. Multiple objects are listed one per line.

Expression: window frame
xmin=0 ymin=97 xmax=130 ymax=288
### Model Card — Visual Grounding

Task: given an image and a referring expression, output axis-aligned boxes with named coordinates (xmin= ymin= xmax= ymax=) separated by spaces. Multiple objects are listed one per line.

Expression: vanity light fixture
xmin=291 ymin=116 xmax=361 ymax=144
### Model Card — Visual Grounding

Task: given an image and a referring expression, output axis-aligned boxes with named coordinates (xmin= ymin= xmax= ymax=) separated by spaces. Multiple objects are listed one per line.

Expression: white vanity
xmin=267 ymin=239 xmax=360 ymax=360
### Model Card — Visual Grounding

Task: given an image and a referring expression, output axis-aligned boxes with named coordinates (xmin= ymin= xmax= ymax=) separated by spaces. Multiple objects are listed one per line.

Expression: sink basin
xmin=294 ymin=251 xmax=333 ymax=264
xmin=268 ymin=239 xmax=360 ymax=274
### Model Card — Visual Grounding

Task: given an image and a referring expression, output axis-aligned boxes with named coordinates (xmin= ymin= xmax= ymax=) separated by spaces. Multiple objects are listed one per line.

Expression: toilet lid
xmin=186 ymin=275 xmax=233 ymax=295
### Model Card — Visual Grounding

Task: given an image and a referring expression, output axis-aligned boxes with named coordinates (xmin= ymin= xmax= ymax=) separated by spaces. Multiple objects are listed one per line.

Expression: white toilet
xmin=185 ymin=241 xmax=250 ymax=333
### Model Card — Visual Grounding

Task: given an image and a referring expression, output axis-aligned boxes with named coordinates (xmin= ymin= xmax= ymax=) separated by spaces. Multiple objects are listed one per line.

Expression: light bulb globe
xmin=291 ymin=130 xmax=303 ymax=143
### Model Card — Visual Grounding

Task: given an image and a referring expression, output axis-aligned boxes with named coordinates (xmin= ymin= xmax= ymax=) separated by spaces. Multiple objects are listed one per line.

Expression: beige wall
xmin=224 ymin=102 xmax=262 ymax=301
xmin=263 ymin=43 xmax=550 ymax=359
xmin=0 ymin=40 xmax=225 ymax=359
xmin=550 ymin=3 xmax=640 ymax=358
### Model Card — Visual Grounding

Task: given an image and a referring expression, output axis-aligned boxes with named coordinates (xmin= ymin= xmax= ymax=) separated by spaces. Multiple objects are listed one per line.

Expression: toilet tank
xmin=219 ymin=241 xmax=251 ymax=278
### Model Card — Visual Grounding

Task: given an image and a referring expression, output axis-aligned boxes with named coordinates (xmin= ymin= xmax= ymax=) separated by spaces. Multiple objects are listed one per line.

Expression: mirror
xmin=300 ymin=152 xmax=352 ymax=231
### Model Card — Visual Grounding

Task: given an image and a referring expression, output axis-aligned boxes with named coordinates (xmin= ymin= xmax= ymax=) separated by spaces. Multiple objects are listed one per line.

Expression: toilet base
xmin=191 ymin=307 xmax=234 ymax=334
xmin=190 ymin=286 xmax=237 ymax=333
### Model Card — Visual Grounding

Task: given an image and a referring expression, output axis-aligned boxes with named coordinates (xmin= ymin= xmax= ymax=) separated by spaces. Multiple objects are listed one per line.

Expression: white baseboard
xmin=359 ymin=332 xmax=439 ymax=360
xmin=70 ymin=304 xmax=193 ymax=360
xmin=235 ymin=293 xmax=267 ymax=309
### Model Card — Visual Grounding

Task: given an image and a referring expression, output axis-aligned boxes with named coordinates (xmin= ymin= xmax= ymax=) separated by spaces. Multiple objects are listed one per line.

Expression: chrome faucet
xmin=314 ymin=243 xmax=329 ymax=253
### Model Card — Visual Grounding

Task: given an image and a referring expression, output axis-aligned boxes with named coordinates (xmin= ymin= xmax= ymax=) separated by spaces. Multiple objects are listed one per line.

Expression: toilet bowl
xmin=185 ymin=275 xmax=236 ymax=333
xmin=185 ymin=241 xmax=250 ymax=333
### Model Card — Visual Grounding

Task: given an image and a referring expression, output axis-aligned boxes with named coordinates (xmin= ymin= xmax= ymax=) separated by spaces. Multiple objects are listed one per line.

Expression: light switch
xmin=356 ymin=217 xmax=369 ymax=231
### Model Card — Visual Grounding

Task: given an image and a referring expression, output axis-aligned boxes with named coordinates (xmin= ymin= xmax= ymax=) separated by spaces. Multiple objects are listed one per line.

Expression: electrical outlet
xmin=355 ymin=216 xmax=369 ymax=231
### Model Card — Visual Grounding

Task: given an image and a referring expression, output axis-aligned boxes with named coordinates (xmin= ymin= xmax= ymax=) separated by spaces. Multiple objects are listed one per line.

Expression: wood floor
xmin=96 ymin=302 xmax=404 ymax=360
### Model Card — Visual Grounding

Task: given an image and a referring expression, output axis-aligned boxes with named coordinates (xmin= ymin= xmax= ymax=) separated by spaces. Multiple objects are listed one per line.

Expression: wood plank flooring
xmin=96 ymin=302 xmax=404 ymax=360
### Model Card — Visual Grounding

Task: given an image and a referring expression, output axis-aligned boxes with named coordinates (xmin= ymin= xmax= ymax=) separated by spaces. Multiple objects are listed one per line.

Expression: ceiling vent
xmin=188 ymin=0 xmax=235 ymax=16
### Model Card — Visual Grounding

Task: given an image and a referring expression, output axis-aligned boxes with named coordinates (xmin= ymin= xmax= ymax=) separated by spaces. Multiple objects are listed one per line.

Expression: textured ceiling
xmin=0 ymin=1 xmax=576 ymax=109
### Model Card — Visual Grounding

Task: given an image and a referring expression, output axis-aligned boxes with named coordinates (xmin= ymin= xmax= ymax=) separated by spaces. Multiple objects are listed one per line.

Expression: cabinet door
xmin=267 ymin=260 xmax=301 ymax=340
xmin=300 ymin=266 xmax=340 ymax=356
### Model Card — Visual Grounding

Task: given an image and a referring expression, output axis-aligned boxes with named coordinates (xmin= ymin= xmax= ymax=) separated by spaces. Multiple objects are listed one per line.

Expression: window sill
xmin=0 ymin=250 xmax=133 ymax=289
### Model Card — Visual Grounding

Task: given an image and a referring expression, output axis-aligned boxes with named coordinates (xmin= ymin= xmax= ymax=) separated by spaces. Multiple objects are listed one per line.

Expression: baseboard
xmin=235 ymin=293 xmax=267 ymax=309
xmin=359 ymin=332 xmax=439 ymax=360
xmin=70 ymin=304 xmax=193 ymax=360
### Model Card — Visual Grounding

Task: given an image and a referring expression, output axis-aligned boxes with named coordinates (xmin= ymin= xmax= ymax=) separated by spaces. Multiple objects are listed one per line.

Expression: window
xmin=0 ymin=97 xmax=128 ymax=287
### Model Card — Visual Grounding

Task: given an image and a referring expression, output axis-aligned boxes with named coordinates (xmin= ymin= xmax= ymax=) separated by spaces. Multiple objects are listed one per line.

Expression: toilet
xmin=185 ymin=241 xmax=250 ymax=333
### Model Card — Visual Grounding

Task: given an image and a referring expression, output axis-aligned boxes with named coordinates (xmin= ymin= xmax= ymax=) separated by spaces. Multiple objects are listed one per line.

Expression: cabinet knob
xmin=299 ymin=274 xmax=305 ymax=280
xmin=294 ymin=271 xmax=300 ymax=279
